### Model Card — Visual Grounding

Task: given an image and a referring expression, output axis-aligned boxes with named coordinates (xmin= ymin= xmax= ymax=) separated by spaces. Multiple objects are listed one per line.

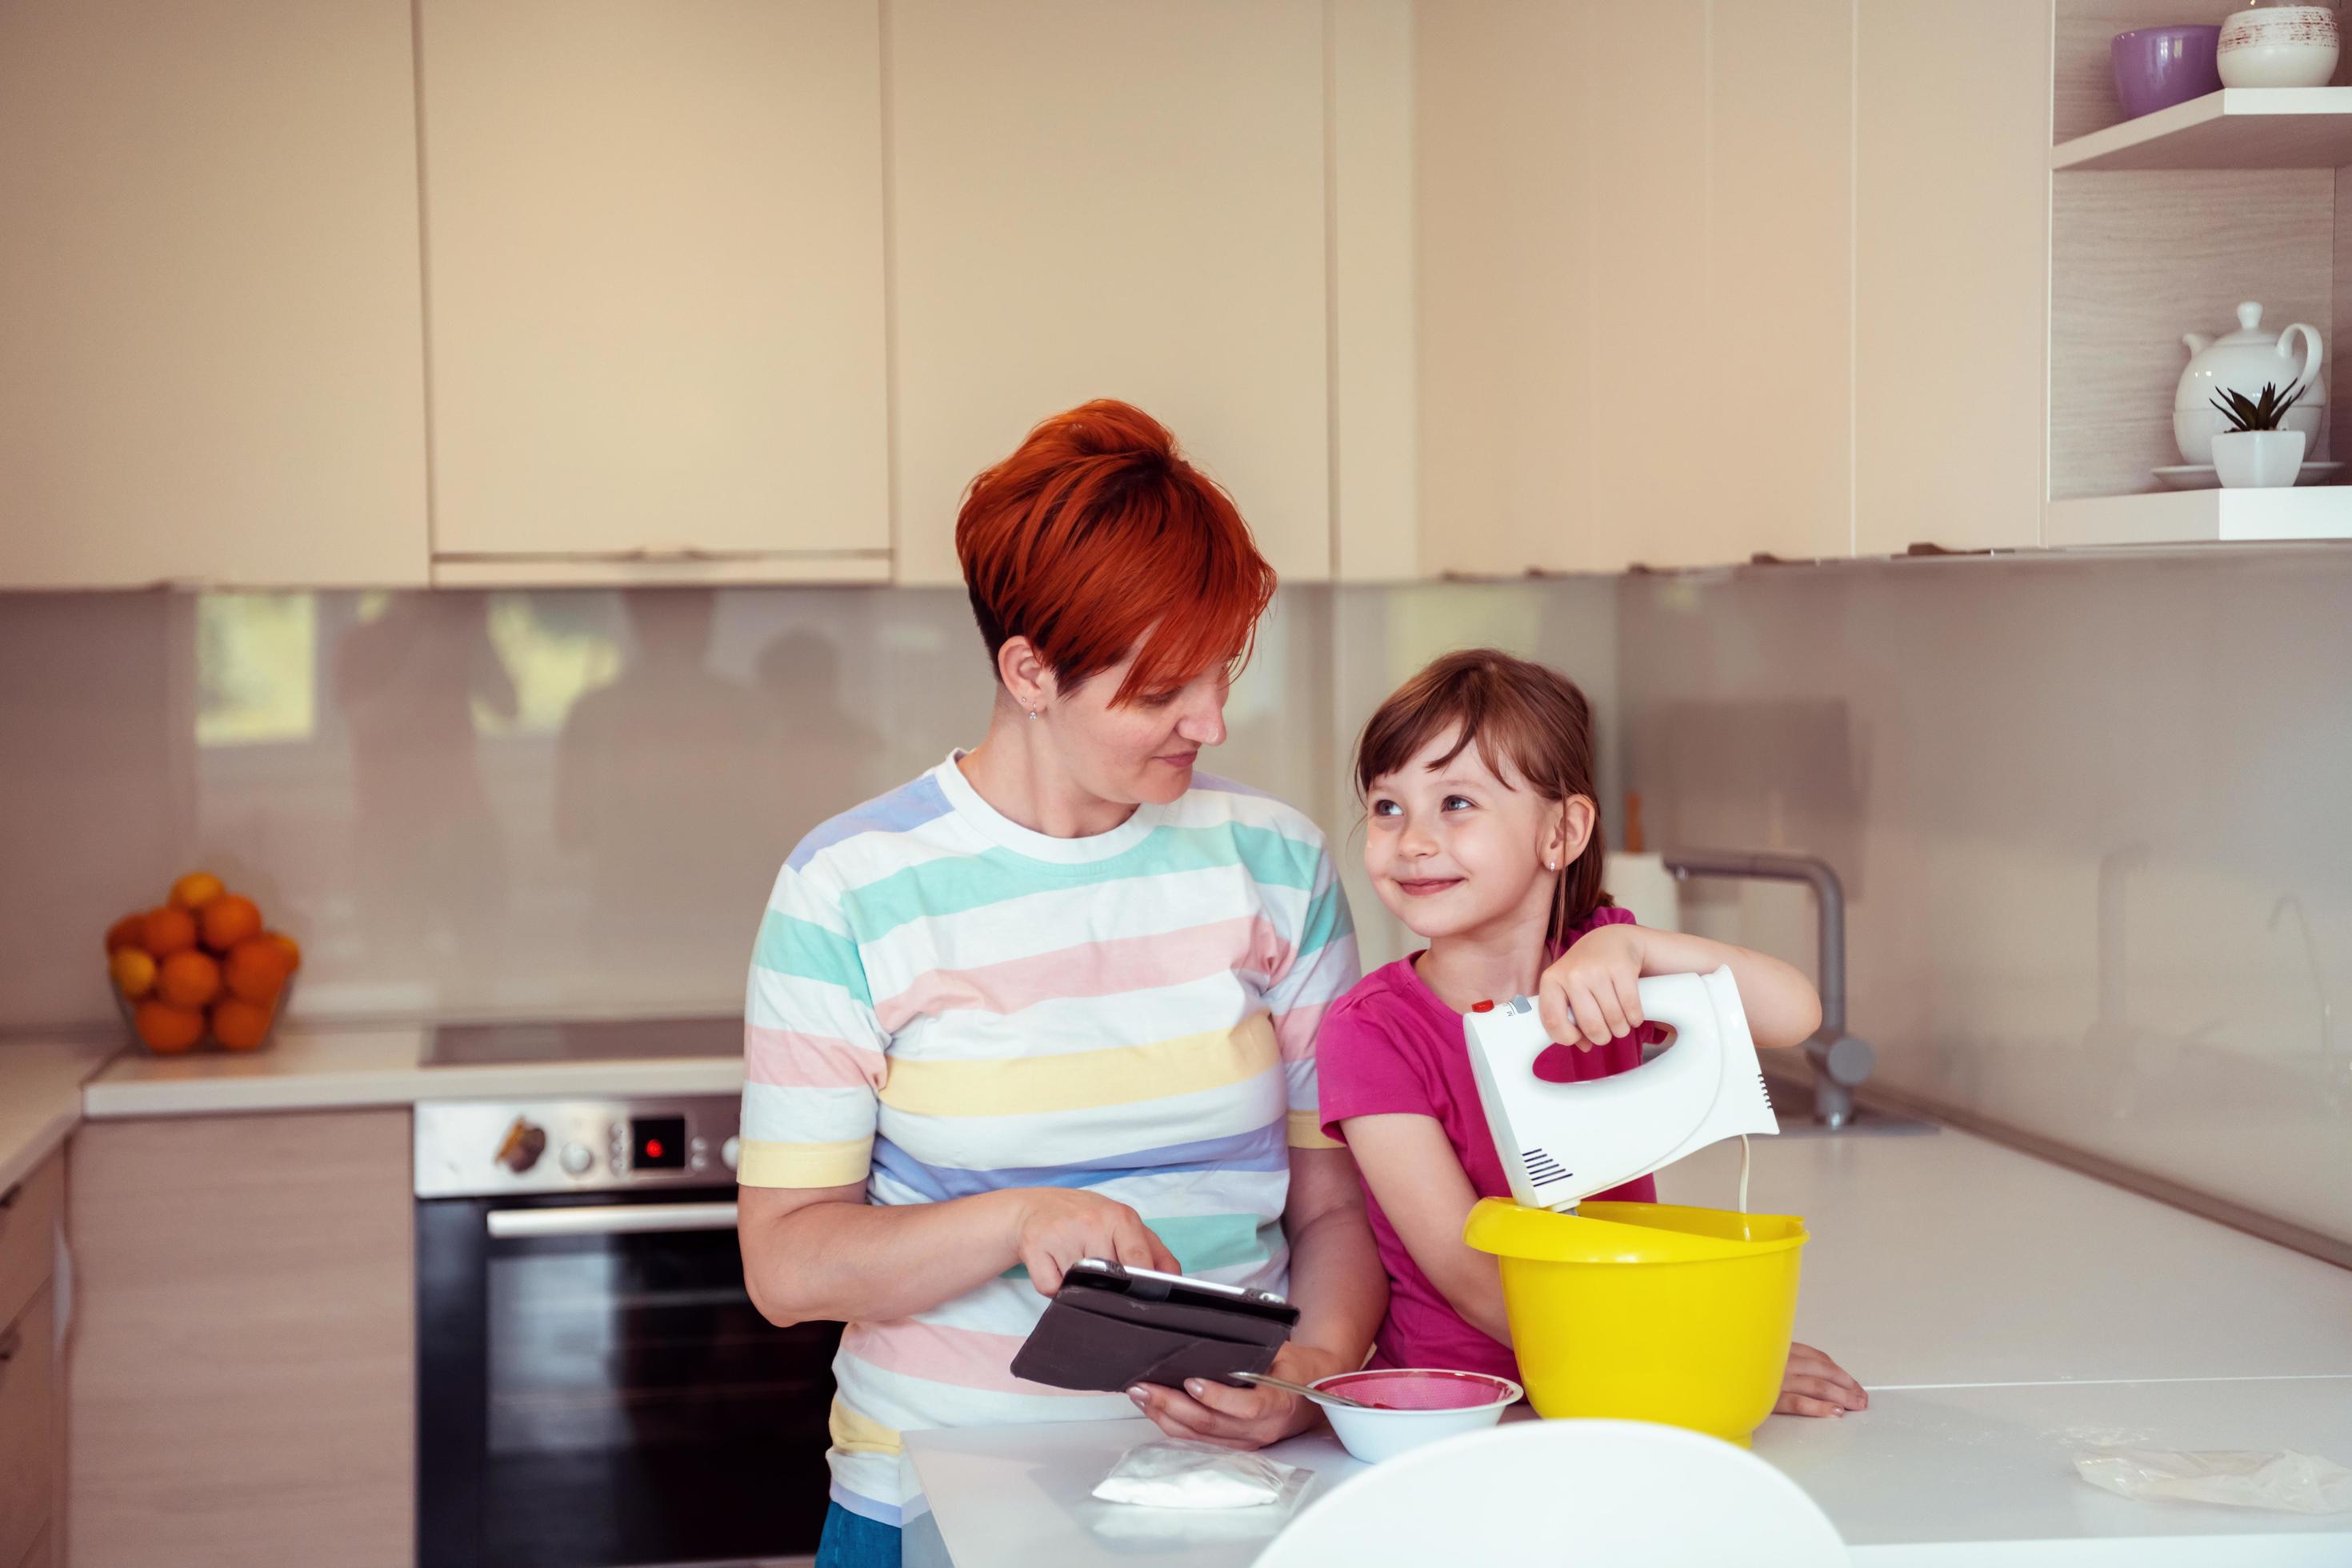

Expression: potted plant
xmin=2210 ymin=380 xmax=2306 ymax=489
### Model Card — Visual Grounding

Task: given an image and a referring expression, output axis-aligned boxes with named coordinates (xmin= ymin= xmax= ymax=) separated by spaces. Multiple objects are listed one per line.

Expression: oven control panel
xmin=415 ymin=1096 xmax=742 ymax=1198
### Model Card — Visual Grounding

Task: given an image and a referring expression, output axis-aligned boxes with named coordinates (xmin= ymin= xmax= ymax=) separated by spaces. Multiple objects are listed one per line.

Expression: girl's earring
xmin=1547 ymin=858 xmax=1558 ymax=870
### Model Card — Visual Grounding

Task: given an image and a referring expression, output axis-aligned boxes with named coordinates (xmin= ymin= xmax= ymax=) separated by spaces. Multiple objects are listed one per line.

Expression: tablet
xmin=1009 ymin=1258 xmax=1301 ymax=1394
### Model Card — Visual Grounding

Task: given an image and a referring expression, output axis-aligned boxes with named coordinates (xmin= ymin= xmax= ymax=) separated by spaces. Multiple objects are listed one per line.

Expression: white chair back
xmin=1254 ymin=1419 xmax=1849 ymax=1567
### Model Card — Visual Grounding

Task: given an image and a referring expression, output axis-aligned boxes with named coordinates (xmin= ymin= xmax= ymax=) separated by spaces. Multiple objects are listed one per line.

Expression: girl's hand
xmin=1776 ymin=1342 xmax=1868 ymax=1418
xmin=1129 ymin=1343 xmax=1349 ymax=1450
xmin=1536 ymin=922 xmax=1648 ymax=1050
xmin=998 ymin=1188 xmax=1178 ymax=1296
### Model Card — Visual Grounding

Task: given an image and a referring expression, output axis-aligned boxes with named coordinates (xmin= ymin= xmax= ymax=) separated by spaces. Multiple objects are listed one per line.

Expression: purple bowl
xmin=2112 ymin=25 xmax=2222 ymax=120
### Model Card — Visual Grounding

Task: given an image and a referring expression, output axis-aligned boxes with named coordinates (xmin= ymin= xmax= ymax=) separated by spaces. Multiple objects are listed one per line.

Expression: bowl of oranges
xmin=105 ymin=872 xmax=302 ymax=1054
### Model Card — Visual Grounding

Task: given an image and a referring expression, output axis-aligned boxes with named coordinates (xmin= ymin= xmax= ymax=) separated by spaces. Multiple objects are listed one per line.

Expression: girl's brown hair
xmin=1354 ymin=648 xmax=1611 ymax=948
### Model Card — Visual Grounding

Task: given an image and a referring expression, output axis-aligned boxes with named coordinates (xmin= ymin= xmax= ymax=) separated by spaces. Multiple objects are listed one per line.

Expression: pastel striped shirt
xmin=739 ymin=752 xmax=1359 ymax=1526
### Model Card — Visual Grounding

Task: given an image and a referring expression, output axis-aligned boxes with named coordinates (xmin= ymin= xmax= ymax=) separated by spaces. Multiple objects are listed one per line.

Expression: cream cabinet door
xmin=0 ymin=0 xmax=430 ymax=589
xmin=1416 ymin=0 xmax=1854 ymax=576
xmin=888 ymin=0 xmax=1330 ymax=586
xmin=1855 ymin=0 xmax=2050 ymax=554
xmin=418 ymin=0 xmax=888 ymax=577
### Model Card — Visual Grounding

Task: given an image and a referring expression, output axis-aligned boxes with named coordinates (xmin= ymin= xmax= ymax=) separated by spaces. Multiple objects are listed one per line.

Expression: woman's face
xmin=1043 ymin=654 xmax=1231 ymax=807
xmin=1363 ymin=726 xmax=1571 ymax=942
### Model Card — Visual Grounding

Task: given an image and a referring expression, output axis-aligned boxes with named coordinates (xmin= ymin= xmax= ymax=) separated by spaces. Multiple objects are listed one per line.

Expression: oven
xmin=415 ymin=1095 xmax=838 ymax=1567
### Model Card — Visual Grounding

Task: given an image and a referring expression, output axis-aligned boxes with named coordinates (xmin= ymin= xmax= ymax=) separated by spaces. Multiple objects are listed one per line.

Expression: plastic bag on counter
xmin=2074 ymin=1446 xmax=2352 ymax=1515
xmin=1092 ymin=1438 xmax=1314 ymax=1510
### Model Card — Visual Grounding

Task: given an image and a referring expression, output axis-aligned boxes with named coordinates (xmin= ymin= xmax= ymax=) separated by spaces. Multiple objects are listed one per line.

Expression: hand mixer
xmin=1464 ymin=965 xmax=1778 ymax=1211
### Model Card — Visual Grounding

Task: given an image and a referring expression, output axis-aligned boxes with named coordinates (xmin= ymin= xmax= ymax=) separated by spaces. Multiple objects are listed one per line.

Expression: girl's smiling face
xmin=1363 ymin=726 xmax=1586 ymax=942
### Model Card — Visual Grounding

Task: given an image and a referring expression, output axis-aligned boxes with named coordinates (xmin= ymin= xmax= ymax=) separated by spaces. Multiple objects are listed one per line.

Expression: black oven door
xmin=418 ymin=1188 xmax=839 ymax=1567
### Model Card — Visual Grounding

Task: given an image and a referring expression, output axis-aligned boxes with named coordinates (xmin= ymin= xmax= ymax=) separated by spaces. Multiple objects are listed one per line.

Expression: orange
xmin=110 ymin=948 xmax=158 ymax=999
xmin=156 ymin=949 xmax=222 ymax=1009
xmin=134 ymin=1000 xmax=205 ymax=1054
xmin=268 ymin=931 xmax=302 ymax=973
xmin=200 ymin=894 xmax=262 ymax=953
xmin=224 ymin=937 xmax=292 ymax=1004
xmin=210 ymin=997 xmax=273 ymax=1051
xmin=106 ymin=914 xmax=148 ymax=954
xmin=170 ymin=871 xmax=226 ymax=910
xmin=143 ymin=906 xmax=198 ymax=957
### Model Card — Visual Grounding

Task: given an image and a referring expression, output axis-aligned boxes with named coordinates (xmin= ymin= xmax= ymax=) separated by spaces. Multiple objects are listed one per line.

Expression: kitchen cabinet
xmin=1415 ymin=0 xmax=1854 ymax=576
xmin=418 ymin=0 xmax=890 ymax=585
xmin=887 ymin=0 xmax=1332 ymax=586
xmin=66 ymin=1111 xmax=413 ymax=1568
xmin=1853 ymin=1 xmax=2050 ymax=556
xmin=0 ymin=1153 xmax=63 ymax=1568
xmin=0 ymin=0 xmax=430 ymax=590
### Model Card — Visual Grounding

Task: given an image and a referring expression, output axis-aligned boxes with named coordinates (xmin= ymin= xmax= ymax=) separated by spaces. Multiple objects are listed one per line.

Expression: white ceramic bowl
xmin=1313 ymin=1369 xmax=1523 ymax=1464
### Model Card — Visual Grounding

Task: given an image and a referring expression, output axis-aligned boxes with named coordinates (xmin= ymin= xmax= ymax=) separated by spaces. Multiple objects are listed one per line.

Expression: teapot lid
xmin=2216 ymin=301 xmax=2273 ymax=344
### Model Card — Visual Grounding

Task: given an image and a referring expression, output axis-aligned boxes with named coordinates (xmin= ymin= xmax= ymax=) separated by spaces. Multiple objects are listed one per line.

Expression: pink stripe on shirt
xmin=874 ymin=916 xmax=1293 ymax=1033
xmin=746 ymin=1024 xmax=888 ymax=1090
xmin=841 ymin=1319 xmax=1099 ymax=1396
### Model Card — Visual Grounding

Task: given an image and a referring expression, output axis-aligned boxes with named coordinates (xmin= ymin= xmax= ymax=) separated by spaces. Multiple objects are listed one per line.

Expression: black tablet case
xmin=1009 ymin=1266 xmax=1299 ymax=1392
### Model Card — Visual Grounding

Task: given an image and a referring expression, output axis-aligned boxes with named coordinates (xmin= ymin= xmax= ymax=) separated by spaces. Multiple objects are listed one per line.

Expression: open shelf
xmin=2052 ymin=88 xmax=2352 ymax=172
xmin=2044 ymin=486 xmax=2352 ymax=546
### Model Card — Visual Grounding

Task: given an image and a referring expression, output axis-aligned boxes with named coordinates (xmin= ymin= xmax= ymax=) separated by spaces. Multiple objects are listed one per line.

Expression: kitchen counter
xmin=0 ymin=1036 xmax=120 ymax=1190
xmin=80 ymin=1022 xmax=742 ymax=1118
xmin=904 ymin=1126 xmax=2352 ymax=1566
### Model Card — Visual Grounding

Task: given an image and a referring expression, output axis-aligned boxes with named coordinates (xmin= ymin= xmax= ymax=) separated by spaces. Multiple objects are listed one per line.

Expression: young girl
xmin=1318 ymin=649 xmax=1867 ymax=1419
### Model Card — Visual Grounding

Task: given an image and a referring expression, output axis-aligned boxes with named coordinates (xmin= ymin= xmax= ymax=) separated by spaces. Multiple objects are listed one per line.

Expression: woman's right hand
xmin=997 ymin=1188 xmax=1179 ymax=1296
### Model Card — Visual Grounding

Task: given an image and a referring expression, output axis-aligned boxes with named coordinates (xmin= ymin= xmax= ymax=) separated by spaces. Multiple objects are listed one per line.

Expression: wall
xmin=0 ymin=578 xmax=1618 ymax=1030
xmin=1618 ymin=551 xmax=2352 ymax=1247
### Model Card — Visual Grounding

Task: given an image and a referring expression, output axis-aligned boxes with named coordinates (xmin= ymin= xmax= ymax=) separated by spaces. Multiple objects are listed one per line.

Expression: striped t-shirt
xmin=739 ymin=752 xmax=1359 ymax=1526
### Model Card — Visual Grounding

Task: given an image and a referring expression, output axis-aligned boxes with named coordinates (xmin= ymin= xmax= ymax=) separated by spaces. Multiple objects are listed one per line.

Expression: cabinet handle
xmin=0 ymin=1325 xmax=19 ymax=1362
xmin=487 ymin=1202 xmax=738 ymax=1239
xmin=0 ymin=1182 xmax=19 ymax=1210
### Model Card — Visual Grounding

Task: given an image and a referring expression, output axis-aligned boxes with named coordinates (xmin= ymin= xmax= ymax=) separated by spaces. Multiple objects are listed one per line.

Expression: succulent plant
xmin=2210 ymin=379 xmax=2306 ymax=434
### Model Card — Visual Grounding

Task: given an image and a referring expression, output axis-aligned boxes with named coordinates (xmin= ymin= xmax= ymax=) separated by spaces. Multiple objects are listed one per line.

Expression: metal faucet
xmin=1661 ymin=850 xmax=1874 ymax=1129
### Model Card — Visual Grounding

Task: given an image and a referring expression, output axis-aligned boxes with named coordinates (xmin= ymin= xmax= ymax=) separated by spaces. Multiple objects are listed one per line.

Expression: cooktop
xmin=422 ymin=1014 xmax=739 ymax=1067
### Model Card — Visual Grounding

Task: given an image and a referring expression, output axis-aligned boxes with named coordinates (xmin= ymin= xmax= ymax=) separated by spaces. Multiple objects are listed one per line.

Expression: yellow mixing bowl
xmin=1463 ymin=1198 xmax=1807 ymax=1447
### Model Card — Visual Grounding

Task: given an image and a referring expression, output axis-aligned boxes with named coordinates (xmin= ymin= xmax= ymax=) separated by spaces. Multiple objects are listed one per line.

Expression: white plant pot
xmin=2211 ymin=428 xmax=2306 ymax=489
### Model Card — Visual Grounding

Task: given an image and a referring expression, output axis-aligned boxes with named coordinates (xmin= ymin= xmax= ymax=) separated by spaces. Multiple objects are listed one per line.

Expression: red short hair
xmin=955 ymin=400 xmax=1276 ymax=706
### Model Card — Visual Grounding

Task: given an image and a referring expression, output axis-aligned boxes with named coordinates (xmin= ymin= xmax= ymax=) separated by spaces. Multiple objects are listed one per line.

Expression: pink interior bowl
xmin=1311 ymin=1368 xmax=1525 ymax=1463
xmin=1317 ymin=1368 xmax=1521 ymax=1412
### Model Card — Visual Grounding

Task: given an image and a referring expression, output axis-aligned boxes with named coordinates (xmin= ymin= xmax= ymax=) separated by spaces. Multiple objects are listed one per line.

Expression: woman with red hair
xmin=738 ymin=402 xmax=1385 ymax=1568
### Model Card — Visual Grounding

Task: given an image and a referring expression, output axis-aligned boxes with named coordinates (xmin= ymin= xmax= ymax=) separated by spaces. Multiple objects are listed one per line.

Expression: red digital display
xmin=631 ymin=1116 xmax=686 ymax=1170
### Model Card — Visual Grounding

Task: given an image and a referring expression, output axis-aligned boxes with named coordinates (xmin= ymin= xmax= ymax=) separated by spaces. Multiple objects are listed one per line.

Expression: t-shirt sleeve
xmin=1265 ymin=841 xmax=1362 ymax=1150
xmin=1315 ymin=987 xmax=1442 ymax=1144
xmin=738 ymin=855 xmax=889 ymax=1190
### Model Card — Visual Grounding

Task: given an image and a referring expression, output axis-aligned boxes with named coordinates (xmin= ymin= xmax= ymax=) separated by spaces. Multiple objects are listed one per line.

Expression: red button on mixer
xmin=1471 ymin=1001 xmax=1494 ymax=1013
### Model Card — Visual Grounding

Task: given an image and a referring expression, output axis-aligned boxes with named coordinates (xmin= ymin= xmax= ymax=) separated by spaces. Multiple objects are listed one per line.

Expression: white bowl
xmin=1313 ymin=1368 xmax=1523 ymax=1464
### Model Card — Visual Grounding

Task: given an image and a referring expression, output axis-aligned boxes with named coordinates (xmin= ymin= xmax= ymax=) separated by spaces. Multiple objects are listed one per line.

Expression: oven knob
xmin=496 ymin=1118 xmax=548 ymax=1174
xmin=559 ymin=1142 xmax=595 ymax=1177
xmin=720 ymin=1135 xmax=740 ymax=1172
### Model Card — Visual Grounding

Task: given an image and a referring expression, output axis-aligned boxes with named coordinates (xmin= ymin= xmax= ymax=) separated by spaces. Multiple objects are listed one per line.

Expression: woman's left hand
xmin=1129 ymin=1343 xmax=1350 ymax=1450
xmin=1536 ymin=922 xmax=1648 ymax=1050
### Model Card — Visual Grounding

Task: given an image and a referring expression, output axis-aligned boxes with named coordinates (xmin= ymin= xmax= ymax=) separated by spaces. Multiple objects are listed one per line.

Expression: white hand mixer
xmin=1464 ymin=965 xmax=1779 ymax=1212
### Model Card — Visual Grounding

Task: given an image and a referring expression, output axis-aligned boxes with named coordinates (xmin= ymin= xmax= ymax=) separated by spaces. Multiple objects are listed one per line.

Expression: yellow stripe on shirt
xmin=829 ymin=1398 xmax=903 ymax=1457
xmin=877 ymin=1013 xmax=1279 ymax=1118
xmin=1287 ymin=1109 xmax=1343 ymax=1150
xmin=738 ymin=1136 xmax=873 ymax=1189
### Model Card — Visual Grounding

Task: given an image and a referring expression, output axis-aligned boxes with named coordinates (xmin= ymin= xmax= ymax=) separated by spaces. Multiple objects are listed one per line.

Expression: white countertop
xmin=79 ymin=1022 xmax=743 ymax=1117
xmin=0 ymin=1036 xmax=120 ymax=1191
xmin=905 ymin=1126 xmax=2352 ymax=1566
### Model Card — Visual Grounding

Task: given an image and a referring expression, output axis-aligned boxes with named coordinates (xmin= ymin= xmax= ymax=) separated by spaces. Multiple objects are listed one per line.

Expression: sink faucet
xmin=1660 ymin=850 xmax=1874 ymax=1129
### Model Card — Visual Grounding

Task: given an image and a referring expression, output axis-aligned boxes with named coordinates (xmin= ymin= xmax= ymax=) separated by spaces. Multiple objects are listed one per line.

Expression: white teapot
xmin=2175 ymin=302 xmax=2324 ymax=465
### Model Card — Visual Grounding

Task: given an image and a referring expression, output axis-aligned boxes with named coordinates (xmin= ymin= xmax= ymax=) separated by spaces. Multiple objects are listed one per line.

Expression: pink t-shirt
xmin=1318 ymin=906 xmax=1660 ymax=1381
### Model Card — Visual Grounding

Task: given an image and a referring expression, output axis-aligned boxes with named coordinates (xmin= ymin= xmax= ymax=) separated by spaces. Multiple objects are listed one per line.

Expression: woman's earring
xmin=1026 ymin=706 xmax=1039 ymax=720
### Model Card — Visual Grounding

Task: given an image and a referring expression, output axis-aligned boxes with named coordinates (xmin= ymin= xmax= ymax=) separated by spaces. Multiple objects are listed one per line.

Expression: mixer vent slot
xmin=1758 ymin=1071 xmax=1774 ymax=1108
xmin=1522 ymin=1149 xmax=1570 ymax=1187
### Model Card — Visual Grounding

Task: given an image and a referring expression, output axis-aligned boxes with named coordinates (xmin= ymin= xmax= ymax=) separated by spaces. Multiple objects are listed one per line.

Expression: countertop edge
xmin=78 ymin=1052 xmax=747 ymax=1119
xmin=0 ymin=1104 xmax=82 ymax=1195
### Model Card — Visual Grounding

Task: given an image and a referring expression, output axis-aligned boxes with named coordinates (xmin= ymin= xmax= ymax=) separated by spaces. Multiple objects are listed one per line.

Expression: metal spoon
xmin=1233 ymin=1370 xmax=1374 ymax=1409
